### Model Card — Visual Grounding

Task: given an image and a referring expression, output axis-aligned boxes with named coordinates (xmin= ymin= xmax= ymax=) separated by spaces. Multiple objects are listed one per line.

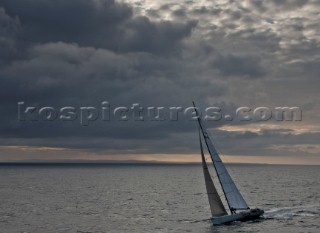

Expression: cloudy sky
xmin=0 ymin=0 xmax=319 ymax=164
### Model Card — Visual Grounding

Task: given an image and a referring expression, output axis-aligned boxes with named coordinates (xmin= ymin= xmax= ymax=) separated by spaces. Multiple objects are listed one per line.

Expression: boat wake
xmin=263 ymin=205 xmax=319 ymax=220
xmin=176 ymin=218 xmax=211 ymax=224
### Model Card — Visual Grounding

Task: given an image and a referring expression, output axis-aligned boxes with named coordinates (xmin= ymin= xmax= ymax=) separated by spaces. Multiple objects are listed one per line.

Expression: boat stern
xmin=211 ymin=208 xmax=264 ymax=225
xmin=248 ymin=208 xmax=264 ymax=217
xmin=238 ymin=208 xmax=264 ymax=221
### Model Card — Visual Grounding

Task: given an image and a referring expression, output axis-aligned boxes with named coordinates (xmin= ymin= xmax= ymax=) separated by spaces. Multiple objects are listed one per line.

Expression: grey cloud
xmin=2 ymin=126 xmax=318 ymax=157
xmin=191 ymin=6 xmax=222 ymax=16
xmin=0 ymin=0 xmax=319 ymax=161
xmin=271 ymin=0 xmax=309 ymax=8
xmin=172 ymin=8 xmax=187 ymax=19
xmin=0 ymin=0 xmax=132 ymax=47
xmin=209 ymin=128 xmax=320 ymax=157
xmin=285 ymin=60 xmax=320 ymax=79
xmin=0 ymin=0 xmax=197 ymax=54
xmin=0 ymin=40 xmax=228 ymax=144
xmin=0 ymin=42 xmax=143 ymax=106
xmin=0 ymin=7 xmax=20 ymax=65
xmin=212 ymin=53 xmax=266 ymax=78
xmin=120 ymin=16 xmax=197 ymax=54
xmin=246 ymin=0 xmax=309 ymax=12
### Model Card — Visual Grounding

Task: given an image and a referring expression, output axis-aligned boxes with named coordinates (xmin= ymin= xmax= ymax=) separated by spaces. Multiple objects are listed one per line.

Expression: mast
xmin=198 ymin=128 xmax=227 ymax=217
xmin=193 ymin=102 xmax=249 ymax=213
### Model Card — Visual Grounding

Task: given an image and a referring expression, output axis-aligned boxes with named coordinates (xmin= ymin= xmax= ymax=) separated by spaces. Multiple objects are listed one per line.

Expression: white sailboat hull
xmin=211 ymin=208 xmax=264 ymax=225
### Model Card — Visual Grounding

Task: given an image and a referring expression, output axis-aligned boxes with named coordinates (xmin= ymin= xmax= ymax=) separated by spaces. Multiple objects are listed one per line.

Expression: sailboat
xmin=194 ymin=102 xmax=264 ymax=225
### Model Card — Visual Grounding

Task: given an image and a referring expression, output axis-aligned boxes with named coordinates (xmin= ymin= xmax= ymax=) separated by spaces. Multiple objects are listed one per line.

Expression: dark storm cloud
xmin=0 ymin=37 xmax=228 ymax=148
xmin=0 ymin=41 xmax=221 ymax=107
xmin=0 ymin=0 xmax=199 ymax=155
xmin=0 ymin=0 xmax=319 ymax=161
xmin=0 ymin=0 xmax=132 ymax=49
xmin=0 ymin=0 xmax=196 ymax=54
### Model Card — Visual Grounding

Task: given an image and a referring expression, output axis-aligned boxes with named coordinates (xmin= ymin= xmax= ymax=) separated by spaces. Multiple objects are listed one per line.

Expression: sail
xmin=199 ymin=129 xmax=227 ymax=217
xmin=194 ymin=103 xmax=249 ymax=211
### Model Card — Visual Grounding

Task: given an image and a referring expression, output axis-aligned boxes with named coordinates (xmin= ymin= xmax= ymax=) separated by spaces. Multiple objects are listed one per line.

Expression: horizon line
xmin=0 ymin=159 xmax=319 ymax=166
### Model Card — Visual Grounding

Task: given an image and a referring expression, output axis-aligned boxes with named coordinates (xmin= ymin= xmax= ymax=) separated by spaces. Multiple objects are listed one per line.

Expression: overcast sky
xmin=0 ymin=0 xmax=319 ymax=164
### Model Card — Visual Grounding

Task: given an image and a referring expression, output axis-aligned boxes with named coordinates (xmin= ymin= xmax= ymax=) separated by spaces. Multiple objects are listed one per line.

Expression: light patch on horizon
xmin=115 ymin=153 xmax=320 ymax=165
xmin=269 ymin=144 xmax=320 ymax=155
xmin=218 ymin=154 xmax=320 ymax=166
xmin=1 ymin=145 xmax=319 ymax=165
xmin=0 ymin=146 xmax=66 ymax=151
xmin=217 ymin=123 xmax=320 ymax=135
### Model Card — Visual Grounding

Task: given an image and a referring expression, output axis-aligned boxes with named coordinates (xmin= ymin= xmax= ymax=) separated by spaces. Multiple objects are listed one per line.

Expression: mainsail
xmin=194 ymin=103 xmax=249 ymax=211
xmin=199 ymin=129 xmax=227 ymax=217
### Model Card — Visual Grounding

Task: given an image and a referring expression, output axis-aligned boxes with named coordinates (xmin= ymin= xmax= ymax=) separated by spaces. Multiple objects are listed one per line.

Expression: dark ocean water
xmin=0 ymin=164 xmax=319 ymax=233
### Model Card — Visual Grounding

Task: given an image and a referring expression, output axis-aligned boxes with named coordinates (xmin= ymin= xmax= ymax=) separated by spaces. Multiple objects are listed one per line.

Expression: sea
xmin=0 ymin=164 xmax=319 ymax=233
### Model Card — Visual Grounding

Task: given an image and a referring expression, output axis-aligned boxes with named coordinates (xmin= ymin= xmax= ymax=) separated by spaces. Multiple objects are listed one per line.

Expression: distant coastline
xmin=0 ymin=160 xmax=318 ymax=166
